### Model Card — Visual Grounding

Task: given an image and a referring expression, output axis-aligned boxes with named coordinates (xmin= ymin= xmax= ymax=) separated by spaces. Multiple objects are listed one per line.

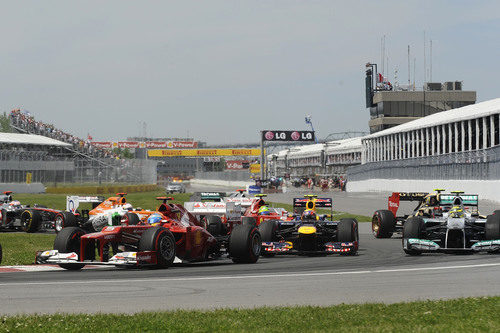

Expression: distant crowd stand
xmin=10 ymin=109 xmax=118 ymax=160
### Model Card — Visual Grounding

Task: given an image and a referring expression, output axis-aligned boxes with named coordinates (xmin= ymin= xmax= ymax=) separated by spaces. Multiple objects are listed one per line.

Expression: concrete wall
xmin=0 ymin=183 xmax=46 ymax=193
xmin=347 ymin=179 xmax=500 ymax=203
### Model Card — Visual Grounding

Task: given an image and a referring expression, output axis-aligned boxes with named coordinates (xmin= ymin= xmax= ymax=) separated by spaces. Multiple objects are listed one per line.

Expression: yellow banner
xmin=249 ymin=164 xmax=261 ymax=174
xmin=26 ymin=172 xmax=32 ymax=184
xmin=148 ymin=148 xmax=262 ymax=157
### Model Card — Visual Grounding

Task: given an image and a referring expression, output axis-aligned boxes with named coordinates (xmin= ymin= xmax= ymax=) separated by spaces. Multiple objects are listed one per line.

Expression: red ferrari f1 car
xmin=36 ymin=197 xmax=261 ymax=270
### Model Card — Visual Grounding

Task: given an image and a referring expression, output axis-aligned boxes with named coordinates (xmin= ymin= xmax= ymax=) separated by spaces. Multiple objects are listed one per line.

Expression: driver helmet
xmin=147 ymin=214 xmax=163 ymax=225
xmin=449 ymin=205 xmax=464 ymax=218
xmin=258 ymin=205 xmax=270 ymax=215
xmin=122 ymin=203 xmax=133 ymax=211
xmin=301 ymin=210 xmax=318 ymax=221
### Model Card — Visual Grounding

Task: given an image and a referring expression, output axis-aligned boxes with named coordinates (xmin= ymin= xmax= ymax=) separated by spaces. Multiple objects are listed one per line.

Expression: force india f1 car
xmin=36 ymin=197 xmax=262 ymax=269
xmin=403 ymin=192 xmax=500 ymax=255
xmin=259 ymin=195 xmax=359 ymax=255
xmin=372 ymin=189 xmax=451 ymax=238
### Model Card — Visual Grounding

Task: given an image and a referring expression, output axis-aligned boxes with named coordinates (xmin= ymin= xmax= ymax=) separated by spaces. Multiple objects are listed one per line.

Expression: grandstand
xmin=5 ymin=109 xmax=157 ymax=185
xmin=268 ymin=137 xmax=362 ymax=178
xmin=348 ymin=98 xmax=500 ymax=201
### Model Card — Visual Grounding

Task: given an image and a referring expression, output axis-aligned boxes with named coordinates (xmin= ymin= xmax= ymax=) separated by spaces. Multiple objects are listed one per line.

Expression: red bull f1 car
xmin=36 ymin=197 xmax=261 ymax=269
xmin=260 ymin=195 xmax=359 ymax=255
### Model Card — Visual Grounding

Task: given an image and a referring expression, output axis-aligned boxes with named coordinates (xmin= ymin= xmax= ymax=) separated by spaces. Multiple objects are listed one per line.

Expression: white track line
xmin=0 ymin=262 xmax=498 ymax=287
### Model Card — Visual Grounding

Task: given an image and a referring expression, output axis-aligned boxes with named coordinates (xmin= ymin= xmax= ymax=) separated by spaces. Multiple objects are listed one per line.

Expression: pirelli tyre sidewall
xmin=54 ymin=211 xmax=78 ymax=233
xmin=402 ymin=216 xmax=426 ymax=256
xmin=138 ymin=226 xmax=176 ymax=269
xmin=372 ymin=210 xmax=395 ymax=238
xmin=205 ymin=215 xmax=223 ymax=236
xmin=21 ymin=209 xmax=42 ymax=233
xmin=53 ymin=227 xmax=87 ymax=270
xmin=485 ymin=211 xmax=500 ymax=245
xmin=241 ymin=216 xmax=257 ymax=227
xmin=122 ymin=212 xmax=140 ymax=226
xmin=229 ymin=224 xmax=261 ymax=264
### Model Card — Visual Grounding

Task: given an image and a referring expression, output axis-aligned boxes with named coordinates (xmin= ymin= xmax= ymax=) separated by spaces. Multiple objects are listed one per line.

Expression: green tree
xmin=112 ymin=147 xmax=134 ymax=159
xmin=0 ymin=112 xmax=11 ymax=132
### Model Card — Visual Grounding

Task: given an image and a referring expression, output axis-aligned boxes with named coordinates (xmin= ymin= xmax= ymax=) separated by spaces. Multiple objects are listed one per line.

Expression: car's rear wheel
xmin=241 ymin=216 xmax=256 ymax=227
xmin=53 ymin=227 xmax=87 ymax=270
xmin=138 ymin=226 xmax=176 ymax=268
xmin=485 ymin=211 xmax=500 ymax=253
xmin=372 ymin=210 xmax=395 ymax=238
xmin=121 ymin=212 xmax=140 ymax=226
xmin=403 ymin=217 xmax=425 ymax=256
xmin=205 ymin=215 xmax=223 ymax=236
xmin=21 ymin=209 xmax=42 ymax=233
xmin=229 ymin=224 xmax=261 ymax=263
xmin=54 ymin=211 xmax=78 ymax=233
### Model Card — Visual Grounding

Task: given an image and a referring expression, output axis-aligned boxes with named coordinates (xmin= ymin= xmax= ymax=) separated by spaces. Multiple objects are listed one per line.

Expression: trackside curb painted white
xmin=347 ymin=179 xmax=500 ymax=203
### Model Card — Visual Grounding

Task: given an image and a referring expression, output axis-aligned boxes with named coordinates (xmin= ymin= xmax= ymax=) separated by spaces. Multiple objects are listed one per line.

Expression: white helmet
xmin=122 ymin=203 xmax=133 ymax=211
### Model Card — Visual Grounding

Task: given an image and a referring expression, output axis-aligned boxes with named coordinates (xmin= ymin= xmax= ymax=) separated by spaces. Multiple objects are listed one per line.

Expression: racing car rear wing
xmin=200 ymin=192 xmax=226 ymax=201
xmin=293 ymin=197 xmax=332 ymax=208
xmin=387 ymin=192 xmax=428 ymax=216
xmin=439 ymin=194 xmax=479 ymax=206
xmin=66 ymin=196 xmax=105 ymax=213
xmin=184 ymin=201 xmax=242 ymax=221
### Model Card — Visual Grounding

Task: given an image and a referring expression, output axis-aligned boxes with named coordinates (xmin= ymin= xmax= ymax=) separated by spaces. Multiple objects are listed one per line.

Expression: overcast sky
xmin=1 ymin=1 xmax=499 ymax=143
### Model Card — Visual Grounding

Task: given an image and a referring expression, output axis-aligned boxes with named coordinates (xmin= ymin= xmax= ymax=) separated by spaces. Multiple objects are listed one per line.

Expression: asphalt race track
xmin=1 ymin=222 xmax=499 ymax=315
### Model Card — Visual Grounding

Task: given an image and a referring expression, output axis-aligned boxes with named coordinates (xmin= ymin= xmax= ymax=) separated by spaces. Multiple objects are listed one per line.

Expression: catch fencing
xmin=347 ymin=146 xmax=500 ymax=181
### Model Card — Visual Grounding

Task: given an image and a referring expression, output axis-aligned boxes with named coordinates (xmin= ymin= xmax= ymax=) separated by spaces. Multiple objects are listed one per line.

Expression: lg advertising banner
xmin=261 ymin=130 xmax=315 ymax=142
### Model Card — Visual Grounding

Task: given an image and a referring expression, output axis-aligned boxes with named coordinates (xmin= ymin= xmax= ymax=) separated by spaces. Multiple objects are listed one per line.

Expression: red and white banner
xmin=92 ymin=141 xmax=198 ymax=149
xmin=92 ymin=142 xmax=113 ymax=149
xmin=226 ymin=160 xmax=250 ymax=170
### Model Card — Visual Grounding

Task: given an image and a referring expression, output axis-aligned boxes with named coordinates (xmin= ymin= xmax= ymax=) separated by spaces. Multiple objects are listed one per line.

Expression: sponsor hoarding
xmin=148 ymin=149 xmax=262 ymax=157
xmin=91 ymin=141 xmax=198 ymax=149
xmin=261 ymin=130 xmax=315 ymax=142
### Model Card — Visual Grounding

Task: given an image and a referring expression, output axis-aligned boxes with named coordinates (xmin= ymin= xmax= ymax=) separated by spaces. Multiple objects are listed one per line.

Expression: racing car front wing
xmin=404 ymin=238 xmax=500 ymax=253
xmin=262 ymin=241 xmax=357 ymax=255
xmin=35 ymin=250 xmax=161 ymax=267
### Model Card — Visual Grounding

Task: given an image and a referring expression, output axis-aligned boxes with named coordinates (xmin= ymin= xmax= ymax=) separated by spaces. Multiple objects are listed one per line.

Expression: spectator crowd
xmin=10 ymin=109 xmax=117 ymax=159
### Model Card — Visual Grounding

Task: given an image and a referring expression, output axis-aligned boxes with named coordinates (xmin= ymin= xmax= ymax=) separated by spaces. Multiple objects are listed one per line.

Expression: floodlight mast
xmin=305 ymin=115 xmax=318 ymax=143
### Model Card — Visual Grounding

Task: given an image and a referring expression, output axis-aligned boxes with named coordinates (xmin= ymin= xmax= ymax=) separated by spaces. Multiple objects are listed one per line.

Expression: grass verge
xmin=0 ymin=233 xmax=55 ymax=266
xmin=0 ymin=297 xmax=498 ymax=332
xmin=1 ymin=192 xmax=192 ymax=266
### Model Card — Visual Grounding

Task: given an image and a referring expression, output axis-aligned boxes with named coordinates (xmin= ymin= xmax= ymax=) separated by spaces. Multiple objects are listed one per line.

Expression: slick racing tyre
xmin=229 ymin=224 xmax=261 ymax=263
xmin=121 ymin=212 xmax=140 ymax=226
xmin=337 ymin=218 xmax=359 ymax=255
xmin=138 ymin=226 xmax=176 ymax=269
xmin=372 ymin=210 xmax=395 ymax=238
xmin=402 ymin=217 xmax=426 ymax=256
xmin=485 ymin=211 xmax=500 ymax=252
xmin=21 ymin=209 xmax=42 ymax=233
xmin=241 ymin=216 xmax=257 ymax=227
xmin=54 ymin=211 xmax=78 ymax=233
xmin=205 ymin=215 xmax=223 ymax=236
xmin=53 ymin=227 xmax=88 ymax=270
xmin=1 ymin=208 xmax=8 ymax=226
xmin=258 ymin=220 xmax=279 ymax=257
